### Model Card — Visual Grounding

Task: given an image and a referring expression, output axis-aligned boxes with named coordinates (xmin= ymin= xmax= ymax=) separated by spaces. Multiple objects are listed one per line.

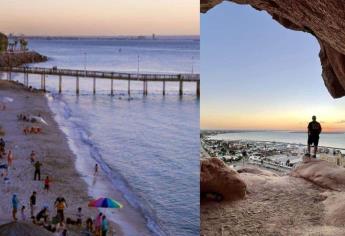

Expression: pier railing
xmin=0 ymin=66 xmax=200 ymax=96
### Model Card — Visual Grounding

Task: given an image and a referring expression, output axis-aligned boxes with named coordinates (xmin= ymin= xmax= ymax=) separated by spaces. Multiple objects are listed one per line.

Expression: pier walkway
xmin=0 ymin=66 xmax=200 ymax=96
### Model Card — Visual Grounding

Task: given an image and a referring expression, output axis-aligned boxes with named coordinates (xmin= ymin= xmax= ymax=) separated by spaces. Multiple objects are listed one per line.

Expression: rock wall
xmin=200 ymin=0 xmax=345 ymax=98
xmin=201 ymin=157 xmax=247 ymax=201
xmin=0 ymin=51 xmax=47 ymax=67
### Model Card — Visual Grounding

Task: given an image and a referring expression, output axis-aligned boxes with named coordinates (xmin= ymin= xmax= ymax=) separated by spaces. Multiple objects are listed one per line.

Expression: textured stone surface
xmin=200 ymin=157 xmax=246 ymax=201
xmin=0 ymin=51 xmax=47 ymax=67
xmin=290 ymin=158 xmax=345 ymax=191
xmin=201 ymin=0 xmax=345 ymax=98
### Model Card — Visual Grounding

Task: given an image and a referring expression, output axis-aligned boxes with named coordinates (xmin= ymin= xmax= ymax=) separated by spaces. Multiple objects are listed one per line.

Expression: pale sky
xmin=0 ymin=0 xmax=199 ymax=36
xmin=201 ymin=3 xmax=345 ymax=132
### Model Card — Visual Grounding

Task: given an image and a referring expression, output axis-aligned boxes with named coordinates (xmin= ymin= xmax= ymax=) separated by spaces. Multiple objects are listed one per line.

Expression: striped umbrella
xmin=88 ymin=198 xmax=123 ymax=209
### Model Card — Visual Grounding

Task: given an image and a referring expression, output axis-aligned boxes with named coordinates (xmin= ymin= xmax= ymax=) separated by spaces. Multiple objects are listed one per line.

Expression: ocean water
xmin=3 ymin=38 xmax=200 ymax=235
xmin=210 ymin=131 xmax=345 ymax=149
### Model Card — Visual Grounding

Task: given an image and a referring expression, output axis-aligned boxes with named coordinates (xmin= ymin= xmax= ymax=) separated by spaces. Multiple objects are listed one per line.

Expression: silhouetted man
xmin=307 ymin=115 xmax=322 ymax=158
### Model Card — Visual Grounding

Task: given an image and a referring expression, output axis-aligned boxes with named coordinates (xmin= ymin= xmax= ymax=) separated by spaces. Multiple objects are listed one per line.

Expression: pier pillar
xmin=111 ymin=79 xmax=114 ymax=96
xmin=76 ymin=76 xmax=80 ymax=95
xmin=40 ymin=74 xmax=44 ymax=89
xmin=93 ymin=78 xmax=96 ymax=95
xmin=145 ymin=81 xmax=148 ymax=95
xmin=8 ymin=72 xmax=12 ymax=81
xmin=59 ymin=75 xmax=62 ymax=93
xmin=196 ymin=80 xmax=200 ymax=98
xmin=43 ymin=74 xmax=46 ymax=92
xmin=26 ymin=73 xmax=29 ymax=87
xmin=143 ymin=81 xmax=148 ymax=95
xmin=179 ymin=80 xmax=183 ymax=96
xmin=128 ymin=80 xmax=131 ymax=95
xmin=163 ymin=81 xmax=166 ymax=96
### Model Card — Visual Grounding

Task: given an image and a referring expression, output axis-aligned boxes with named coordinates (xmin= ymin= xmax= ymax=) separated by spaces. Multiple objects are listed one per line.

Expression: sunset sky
xmin=201 ymin=2 xmax=345 ymax=132
xmin=0 ymin=0 xmax=199 ymax=36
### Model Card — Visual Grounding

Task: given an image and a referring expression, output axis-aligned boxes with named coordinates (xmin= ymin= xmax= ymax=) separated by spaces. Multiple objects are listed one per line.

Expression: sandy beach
xmin=0 ymin=80 xmax=152 ymax=235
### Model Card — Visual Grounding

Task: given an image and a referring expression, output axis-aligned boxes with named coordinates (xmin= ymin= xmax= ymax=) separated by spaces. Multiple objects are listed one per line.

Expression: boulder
xmin=201 ymin=157 xmax=246 ymax=201
xmin=290 ymin=158 xmax=345 ymax=191
xmin=200 ymin=0 xmax=345 ymax=98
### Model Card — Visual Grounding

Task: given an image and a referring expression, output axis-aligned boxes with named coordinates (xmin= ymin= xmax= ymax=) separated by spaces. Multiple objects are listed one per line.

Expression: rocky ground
xmin=0 ymin=51 xmax=47 ymax=67
xmin=201 ymin=157 xmax=345 ymax=236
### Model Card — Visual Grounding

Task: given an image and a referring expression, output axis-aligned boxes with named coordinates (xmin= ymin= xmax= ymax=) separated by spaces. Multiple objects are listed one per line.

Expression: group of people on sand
xmin=0 ymin=100 xmax=113 ymax=236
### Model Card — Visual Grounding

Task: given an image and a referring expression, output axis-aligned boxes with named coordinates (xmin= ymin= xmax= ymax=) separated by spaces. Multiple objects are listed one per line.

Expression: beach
xmin=0 ymin=80 xmax=152 ymax=235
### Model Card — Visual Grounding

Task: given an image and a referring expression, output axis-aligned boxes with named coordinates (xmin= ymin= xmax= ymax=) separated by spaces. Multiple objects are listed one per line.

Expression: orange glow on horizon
xmin=201 ymin=110 xmax=345 ymax=132
xmin=0 ymin=0 xmax=199 ymax=36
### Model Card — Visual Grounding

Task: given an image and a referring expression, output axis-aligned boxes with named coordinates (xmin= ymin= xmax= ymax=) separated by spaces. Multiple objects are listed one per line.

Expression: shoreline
xmin=0 ymin=80 xmax=152 ymax=235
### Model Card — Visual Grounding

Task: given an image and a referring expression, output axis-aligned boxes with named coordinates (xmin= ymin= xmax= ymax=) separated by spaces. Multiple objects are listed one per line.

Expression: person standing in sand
xmin=34 ymin=160 xmax=42 ymax=180
xmin=94 ymin=164 xmax=99 ymax=176
xmin=307 ymin=115 xmax=322 ymax=158
xmin=12 ymin=194 xmax=19 ymax=221
xmin=7 ymin=149 xmax=13 ymax=168
xmin=101 ymin=215 xmax=109 ymax=236
xmin=30 ymin=191 xmax=37 ymax=218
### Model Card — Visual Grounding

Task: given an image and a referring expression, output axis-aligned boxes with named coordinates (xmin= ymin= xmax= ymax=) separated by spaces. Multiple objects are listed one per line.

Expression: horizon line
xmin=200 ymin=128 xmax=345 ymax=133
xmin=5 ymin=34 xmax=200 ymax=38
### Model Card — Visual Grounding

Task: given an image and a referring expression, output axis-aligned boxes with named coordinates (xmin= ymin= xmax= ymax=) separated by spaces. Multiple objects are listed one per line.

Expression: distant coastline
xmin=201 ymin=129 xmax=345 ymax=135
xmin=17 ymin=35 xmax=200 ymax=41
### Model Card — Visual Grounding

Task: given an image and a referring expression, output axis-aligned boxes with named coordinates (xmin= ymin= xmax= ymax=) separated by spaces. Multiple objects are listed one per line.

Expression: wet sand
xmin=0 ymin=80 xmax=151 ymax=235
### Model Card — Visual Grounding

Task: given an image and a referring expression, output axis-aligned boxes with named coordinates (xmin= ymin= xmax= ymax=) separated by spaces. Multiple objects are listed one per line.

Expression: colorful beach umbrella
xmin=88 ymin=197 xmax=123 ymax=209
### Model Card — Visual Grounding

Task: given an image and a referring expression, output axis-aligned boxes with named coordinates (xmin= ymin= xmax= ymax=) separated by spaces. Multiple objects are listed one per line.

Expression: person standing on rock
xmin=307 ymin=115 xmax=322 ymax=158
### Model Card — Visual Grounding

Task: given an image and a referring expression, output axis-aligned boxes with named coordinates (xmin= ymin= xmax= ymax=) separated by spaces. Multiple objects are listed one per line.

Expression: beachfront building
xmin=0 ymin=32 xmax=8 ymax=53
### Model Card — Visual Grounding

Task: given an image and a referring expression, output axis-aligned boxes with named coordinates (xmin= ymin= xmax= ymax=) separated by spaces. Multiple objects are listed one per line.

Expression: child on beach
xmin=44 ymin=176 xmax=50 ymax=192
xmin=21 ymin=205 xmax=26 ymax=221
xmin=12 ymin=194 xmax=19 ymax=221
xmin=30 ymin=150 xmax=36 ymax=164
xmin=4 ymin=176 xmax=10 ymax=192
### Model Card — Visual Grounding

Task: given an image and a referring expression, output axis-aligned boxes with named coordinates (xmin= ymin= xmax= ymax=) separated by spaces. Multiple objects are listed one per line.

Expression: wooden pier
xmin=0 ymin=66 xmax=200 ymax=97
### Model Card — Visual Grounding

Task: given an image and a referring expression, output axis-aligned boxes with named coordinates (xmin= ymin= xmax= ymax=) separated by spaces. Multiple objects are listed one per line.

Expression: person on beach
xmin=101 ymin=215 xmax=109 ymax=236
xmin=7 ymin=149 xmax=13 ymax=167
xmin=95 ymin=212 xmax=103 ymax=234
xmin=44 ymin=176 xmax=50 ymax=192
xmin=94 ymin=164 xmax=99 ymax=176
xmin=30 ymin=191 xmax=37 ymax=218
xmin=12 ymin=194 xmax=19 ymax=221
xmin=0 ymin=138 xmax=5 ymax=153
xmin=55 ymin=197 xmax=67 ymax=222
xmin=36 ymin=207 xmax=48 ymax=223
xmin=4 ymin=175 xmax=10 ymax=192
xmin=76 ymin=207 xmax=83 ymax=226
xmin=307 ymin=115 xmax=322 ymax=158
xmin=21 ymin=205 xmax=26 ymax=221
xmin=34 ymin=160 xmax=42 ymax=180
xmin=86 ymin=217 xmax=94 ymax=232
xmin=30 ymin=150 xmax=36 ymax=164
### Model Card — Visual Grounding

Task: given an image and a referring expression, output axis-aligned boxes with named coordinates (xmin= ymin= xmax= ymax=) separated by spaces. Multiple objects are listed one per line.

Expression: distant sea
xmin=2 ymin=37 xmax=200 ymax=236
xmin=209 ymin=131 xmax=345 ymax=149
